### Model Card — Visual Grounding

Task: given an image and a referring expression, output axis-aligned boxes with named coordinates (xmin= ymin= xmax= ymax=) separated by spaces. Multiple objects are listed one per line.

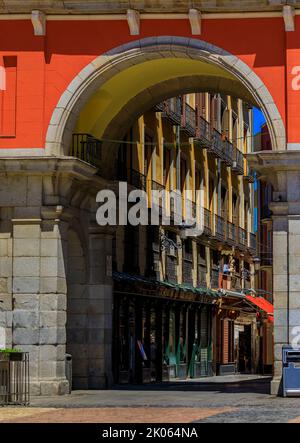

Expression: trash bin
xmin=282 ymin=346 xmax=300 ymax=397
xmin=65 ymin=354 xmax=72 ymax=394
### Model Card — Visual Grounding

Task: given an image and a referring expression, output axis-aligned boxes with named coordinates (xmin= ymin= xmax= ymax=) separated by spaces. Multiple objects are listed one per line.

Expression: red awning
xmin=245 ymin=295 xmax=274 ymax=322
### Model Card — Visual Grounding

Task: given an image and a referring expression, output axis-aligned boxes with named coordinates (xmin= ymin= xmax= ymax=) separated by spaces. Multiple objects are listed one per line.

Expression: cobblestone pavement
xmin=2 ymin=376 xmax=300 ymax=423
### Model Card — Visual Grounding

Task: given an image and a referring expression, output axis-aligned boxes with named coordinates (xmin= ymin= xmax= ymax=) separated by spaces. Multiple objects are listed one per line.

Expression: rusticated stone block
xmin=39 ymin=327 xmax=66 ymax=345
xmin=13 ymin=310 xmax=39 ymax=328
xmin=13 ymin=327 xmax=39 ymax=345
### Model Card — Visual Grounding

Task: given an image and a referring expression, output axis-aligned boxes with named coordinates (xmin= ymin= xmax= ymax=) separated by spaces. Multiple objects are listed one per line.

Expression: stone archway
xmin=45 ymin=36 xmax=286 ymax=157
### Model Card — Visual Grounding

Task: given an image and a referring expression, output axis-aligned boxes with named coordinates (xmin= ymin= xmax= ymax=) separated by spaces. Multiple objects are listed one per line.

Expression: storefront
xmin=112 ymin=272 xmax=216 ymax=384
xmin=215 ymin=292 xmax=274 ymax=375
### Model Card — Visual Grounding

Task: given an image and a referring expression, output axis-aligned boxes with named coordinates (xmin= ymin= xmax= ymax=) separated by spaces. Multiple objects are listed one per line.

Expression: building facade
xmin=73 ymin=92 xmax=261 ymax=387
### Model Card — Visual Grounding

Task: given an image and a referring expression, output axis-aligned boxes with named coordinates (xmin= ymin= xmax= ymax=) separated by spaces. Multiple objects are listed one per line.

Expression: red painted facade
xmin=0 ymin=16 xmax=299 ymax=150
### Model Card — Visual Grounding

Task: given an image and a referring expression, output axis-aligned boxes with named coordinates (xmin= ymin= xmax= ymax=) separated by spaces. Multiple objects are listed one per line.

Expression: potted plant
xmin=0 ymin=351 xmax=9 ymax=361
xmin=0 ymin=348 xmax=23 ymax=361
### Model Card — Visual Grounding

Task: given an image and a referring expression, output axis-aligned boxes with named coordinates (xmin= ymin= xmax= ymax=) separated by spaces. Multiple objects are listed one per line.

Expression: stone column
xmin=12 ymin=215 xmax=69 ymax=396
xmin=271 ymin=208 xmax=288 ymax=394
xmin=86 ymin=226 xmax=114 ymax=388
xmin=248 ymin=151 xmax=300 ymax=395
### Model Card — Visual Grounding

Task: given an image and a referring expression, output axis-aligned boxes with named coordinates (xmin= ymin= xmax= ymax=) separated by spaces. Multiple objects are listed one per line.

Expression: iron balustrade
xmin=226 ymin=221 xmax=236 ymax=244
xmin=249 ymin=232 xmax=257 ymax=252
xmin=232 ymin=146 xmax=244 ymax=175
xmin=196 ymin=116 xmax=211 ymax=147
xmin=203 ymin=208 xmax=212 ymax=236
xmin=71 ymin=133 xmax=102 ymax=168
xmin=155 ymin=97 xmax=182 ymax=126
xmin=214 ymin=214 xmax=225 ymax=240
xmin=222 ymin=139 xmax=234 ymax=166
xmin=184 ymin=199 xmax=197 ymax=220
xmin=149 ymin=179 xmax=165 ymax=208
xmin=231 ymin=273 xmax=242 ymax=290
xmin=209 ymin=129 xmax=223 ymax=158
xmin=238 ymin=227 xmax=247 ymax=247
xmin=151 ymin=179 xmax=165 ymax=193
xmin=182 ymin=102 xmax=196 ymax=136
xmin=128 ymin=169 xmax=147 ymax=191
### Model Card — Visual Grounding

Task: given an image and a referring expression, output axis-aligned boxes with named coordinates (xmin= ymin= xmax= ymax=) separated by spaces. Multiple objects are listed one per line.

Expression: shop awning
xmin=112 ymin=271 xmax=219 ymax=301
xmin=245 ymin=295 xmax=274 ymax=322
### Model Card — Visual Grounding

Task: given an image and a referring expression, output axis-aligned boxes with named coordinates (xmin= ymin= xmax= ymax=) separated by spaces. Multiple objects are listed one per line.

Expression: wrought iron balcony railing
xmin=128 ymin=169 xmax=147 ymax=191
xmin=71 ymin=133 xmax=102 ymax=168
xmin=226 ymin=221 xmax=236 ymax=245
xmin=249 ymin=232 xmax=257 ymax=252
xmin=238 ymin=227 xmax=247 ymax=247
xmin=222 ymin=139 xmax=234 ymax=166
xmin=208 ymin=129 xmax=223 ymax=159
xmin=231 ymin=273 xmax=242 ymax=291
xmin=203 ymin=208 xmax=212 ymax=236
xmin=214 ymin=214 xmax=225 ymax=240
xmin=154 ymin=97 xmax=182 ymax=126
xmin=232 ymin=146 xmax=244 ymax=175
xmin=181 ymin=102 xmax=196 ymax=136
xmin=196 ymin=116 xmax=211 ymax=147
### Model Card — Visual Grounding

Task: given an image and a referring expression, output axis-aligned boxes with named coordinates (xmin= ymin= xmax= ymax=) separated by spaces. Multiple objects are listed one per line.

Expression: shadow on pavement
xmin=113 ymin=377 xmax=272 ymax=394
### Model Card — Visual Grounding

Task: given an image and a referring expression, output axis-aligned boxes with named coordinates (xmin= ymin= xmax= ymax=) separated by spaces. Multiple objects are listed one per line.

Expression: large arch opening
xmin=47 ymin=37 xmax=280 ymax=389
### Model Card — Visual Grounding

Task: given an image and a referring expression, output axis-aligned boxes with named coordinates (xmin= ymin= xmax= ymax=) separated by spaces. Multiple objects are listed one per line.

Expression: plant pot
xmin=9 ymin=352 xmax=23 ymax=362
xmin=0 ymin=352 xmax=9 ymax=361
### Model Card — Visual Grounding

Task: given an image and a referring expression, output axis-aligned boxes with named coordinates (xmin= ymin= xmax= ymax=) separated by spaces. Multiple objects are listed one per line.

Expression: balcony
xmin=71 ymin=133 xmax=102 ymax=168
xmin=150 ymin=179 xmax=165 ymax=193
xmin=222 ymin=139 xmax=234 ymax=167
xmin=238 ymin=227 xmax=247 ymax=248
xmin=208 ymin=129 xmax=223 ymax=159
xmin=119 ymin=168 xmax=147 ymax=191
xmin=248 ymin=232 xmax=257 ymax=253
xmin=232 ymin=147 xmax=244 ymax=175
xmin=203 ymin=208 xmax=212 ymax=236
xmin=181 ymin=102 xmax=196 ymax=136
xmin=195 ymin=116 xmax=211 ymax=148
xmin=149 ymin=179 xmax=165 ymax=208
xmin=231 ymin=273 xmax=242 ymax=291
xmin=154 ymin=97 xmax=182 ymax=126
xmin=214 ymin=215 xmax=225 ymax=240
xmin=226 ymin=221 xmax=236 ymax=245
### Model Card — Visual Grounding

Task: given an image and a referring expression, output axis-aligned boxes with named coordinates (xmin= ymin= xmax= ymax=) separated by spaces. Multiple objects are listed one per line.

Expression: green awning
xmin=113 ymin=271 xmax=218 ymax=299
